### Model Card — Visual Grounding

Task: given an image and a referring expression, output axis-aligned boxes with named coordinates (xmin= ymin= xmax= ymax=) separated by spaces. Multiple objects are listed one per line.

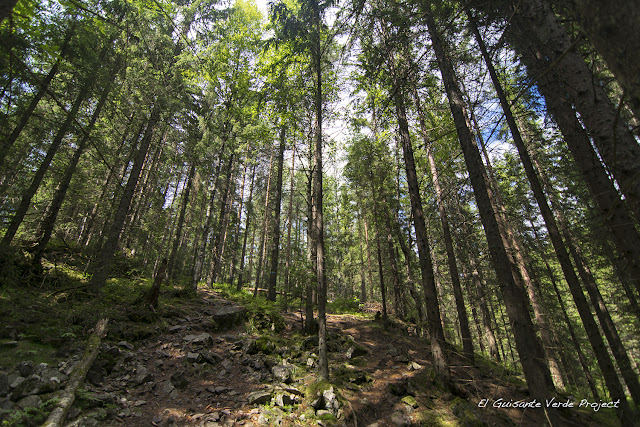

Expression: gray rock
xmin=9 ymin=376 xmax=25 ymax=392
xmin=408 ymin=361 xmax=422 ymax=371
xmin=274 ymin=392 xmax=298 ymax=407
xmin=323 ymin=386 xmax=340 ymax=415
xmin=206 ymin=385 xmax=231 ymax=394
xmin=11 ymin=375 xmax=43 ymax=399
xmin=202 ymin=351 xmax=222 ymax=365
xmin=0 ymin=372 xmax=8 ymax=396
xmin=17 ymin=361 xmax=34 ymax=377
xmin=16 ymin=394 xmax=42 ymax=409
xmin=184 ymin=333 xmax=214 ymax=346
xmin=187 ymin=352 xmax=203 ymax=363
xmin=390 ymin=411 xmax=410 ymax=426
xmin=87 ymin=363 xmax=106 ymax=386
xmin=170 ymin=371 xmax=189 ymax=390
xmin=221 ymin=359 xmax=233 ymax=371
xmin=68 ymin=406 xmax=82 ymax=420
xmin=211 ymin=306 xmax=246 ymax=330
xmin=157 ymin=380 xmax=175 ymax=395
xmin=117 ymin=341 xmax=134 ymax=350
xmin=247 ymin=390 xmax=272 ymax=405
xmin=346 ymin=345 xmax=368 ymax=359
xmin=133 ymin=363 xmax=152 ymax=385
xmin=280 ymin=385 xmax=303 ymax=396
xmin=271 ymin=365 xmax=292 ymax=384
xmin=0 ymin=396 xmax=14 ymax=411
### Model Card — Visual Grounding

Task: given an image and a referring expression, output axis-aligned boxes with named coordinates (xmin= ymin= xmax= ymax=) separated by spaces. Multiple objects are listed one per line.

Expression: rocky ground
xmin=0 ymin=289 xmax=613 ymax=426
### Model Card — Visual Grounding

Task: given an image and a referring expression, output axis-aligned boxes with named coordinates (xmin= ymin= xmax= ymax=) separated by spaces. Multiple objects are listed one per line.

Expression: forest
xmin=0 ymin=0 xmax=639 ymax=425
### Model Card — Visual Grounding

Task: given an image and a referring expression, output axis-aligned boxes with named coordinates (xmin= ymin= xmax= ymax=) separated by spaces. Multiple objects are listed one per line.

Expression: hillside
xmin=0 ymin=254 xmax=618 ymax=426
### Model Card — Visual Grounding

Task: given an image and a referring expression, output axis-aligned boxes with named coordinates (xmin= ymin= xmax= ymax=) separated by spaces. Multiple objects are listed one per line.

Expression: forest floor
xmin=0 ymin=258 xmax=619 ymax=426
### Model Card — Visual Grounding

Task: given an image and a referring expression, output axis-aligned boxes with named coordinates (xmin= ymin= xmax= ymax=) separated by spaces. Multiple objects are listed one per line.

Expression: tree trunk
xmin=517 ymin=115 xmax=636 ymax=419
xmin=499 ymin=0 xmax=640 ymax=220
xmin=393 ymin=77 xmax=449 ymax=383
xmin=253 ymin=152 xmax=274 ymax=296
xmin=192 ymin=145 xmax=226 ymax=288
xmin=311 ymin=0 xmax=328 ymax=380
xmin=456 ymin=203 xmax=501 ymax=362
xmin=207 ymin=150 xmax=235 ymax=285
xmin=88 ymin=106 xmax=161 ymax=293
xmin=550 ymin=0 xmax=640 ymax=121
xmin=78 ymin=115 xmax=139 ymax=247
xmin=482 ymin=0 xmax=640 ymax=212
xmin=267 ymin=126 xmax=286 ymax=301
xmin=357 ymin=213 xmax=368 ymax=303
xmin=236 ymin=165 xmax=256 ymax=291
xmin=556 ymin=191 xmax=640 ymax=406
xmin=283 ymin=142 xmax=296 ymax=307
xmin=229 ymin=161 xmax=248 ymax=285
xmin=42 ymin=318 xmax=108 ymax=427
xmin=0 ymin=74 xmax=93 ymax=252
xmin=363 ymin=214 xmax=373 ymax=303
xmin=425 ymin=10 xmax=554 ymax=409
xmin=412 ymin=86 xmax=474 ymax=363
xmin=210 ymin=156 xmax=236 ymax=284
xmin=535 ymin=228 xmax=600 ymax=400
xmin=167 ymin=162 xmax=195 ymax=279
xmin=143 ymin=258 xmax=167 ymax=309
xmin=32 ymin=70 xmax=115 ymax=264
xmin=374 ymin=225 xmax=387 ymax=318
xmin=0 ymin=24 xmax=75 ymax=168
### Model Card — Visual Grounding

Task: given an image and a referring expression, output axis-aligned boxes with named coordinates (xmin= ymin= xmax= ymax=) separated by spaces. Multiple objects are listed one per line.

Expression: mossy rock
xmin=333 ymin=364 xmax=372 ymax=388
xmin=247 ymin=336 xmax=277 ymax=355
xmin=402 ymin=395 xmax=419 ymax=408
xmin=305 ymin=379 xmax=333 ymax=400
xmin=451 ymin=397 xmax=487 ymax=427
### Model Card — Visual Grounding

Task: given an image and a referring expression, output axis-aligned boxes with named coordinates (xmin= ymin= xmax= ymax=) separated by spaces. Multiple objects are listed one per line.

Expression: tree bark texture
xmin=268 ymin=127 xmax=286 ymax=301
xmin=425 ymin=11 xmax=555 ymax=410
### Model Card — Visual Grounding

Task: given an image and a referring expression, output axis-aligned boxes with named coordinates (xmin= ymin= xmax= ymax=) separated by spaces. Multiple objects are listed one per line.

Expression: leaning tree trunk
xmin=425 ymin=11 xmax=555 ymax=414
xmin=393 ymin=80 xmax=450 ymax=383
xmin=456 ymin=202 xmax=501 ymax=362
xmin=0 ymin=24 xmax=75 ymax=169
xmin=413 ymin=87 xmax=474 ymax=363
xmin=88 ymin=106 xmax=161 ymax=293
xmin=0 ymin=74 xmax=93 ymax=252
xmin=497 ymin=0 xmax=640 ymax=216
xmin=547 ymin=169 xmax=640 ymax=407
xmin=520 ymin=118 xmax=636 ymax=421
xmin=32 ymin=70 xmax=115 ymax=265
xmin=533 ymin=225 xmax=600 ymax=401
xmin=550 ymin=0 xmax=640 ymax=122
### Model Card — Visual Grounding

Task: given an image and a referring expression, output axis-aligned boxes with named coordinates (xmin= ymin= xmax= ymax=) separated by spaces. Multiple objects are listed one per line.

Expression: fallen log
xmin=42 ymin=318 xmax=108 ymax=427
